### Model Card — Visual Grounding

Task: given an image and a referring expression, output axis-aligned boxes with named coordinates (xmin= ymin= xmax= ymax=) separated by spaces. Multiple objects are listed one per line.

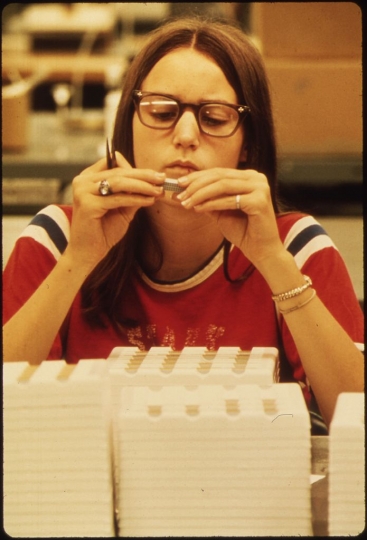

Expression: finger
xmin=191 ymin=195 xmax=242 ymax=212
xmin=92 ymin=169 xmax=165 ymax=191
xmin=88 ymin=168 xmax=164 ymax=185
xmin=94 ymin=176 xmax=164 ymax=197
xmin=193 ymin=192 xmax=267 ymax=215
xmin=181 ymin=168 xmax=266 ymax=184
xmin=179 ymin=168 xmax=267 ymax=195
xmin=178 ymin=168 xmax=243 ymax=188
xmin=178 ymin=175 xmax=269 ymax=209
xmin=177 ymin=175 xmax=239 ymax=204
xmin=177 ymin=169 xmax=219 ymax=191
xmin=177 ymin=179 xmax=245 ymax=208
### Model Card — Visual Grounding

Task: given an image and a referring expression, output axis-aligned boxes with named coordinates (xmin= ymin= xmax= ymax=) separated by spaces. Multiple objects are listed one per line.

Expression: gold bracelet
xmin=272 ymin=275 xmax=312 ymax=302
xmin=278 ymin=289 xmax=316 ymax=315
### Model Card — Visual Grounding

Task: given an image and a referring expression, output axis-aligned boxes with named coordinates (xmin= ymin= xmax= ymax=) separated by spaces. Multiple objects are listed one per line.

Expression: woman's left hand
xmin=178 ymin=168 xmax=364 ymax=429
xmin=177 ymin=168 xmax=285 ymax=269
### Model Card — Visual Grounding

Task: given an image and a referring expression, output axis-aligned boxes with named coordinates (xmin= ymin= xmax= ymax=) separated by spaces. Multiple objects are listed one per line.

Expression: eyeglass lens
xmin=138 ymin=95 xmax=240 ymax=136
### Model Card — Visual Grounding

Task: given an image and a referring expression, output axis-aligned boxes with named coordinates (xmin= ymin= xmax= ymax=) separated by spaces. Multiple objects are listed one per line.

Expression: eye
xmin=200 ymin=106 xmax=234 ymax=127
xmin=201 ymin=115 xmax=227 ymax=127
xmin=151 ymin=109 xmax=177 ymax=122
xmin=141 ymin=98 xmax=179 ymax=124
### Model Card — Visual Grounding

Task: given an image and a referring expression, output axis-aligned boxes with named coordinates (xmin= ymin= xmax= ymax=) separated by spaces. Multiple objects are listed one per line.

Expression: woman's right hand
xmin=65 ymin=150 xmax=165 ymax=272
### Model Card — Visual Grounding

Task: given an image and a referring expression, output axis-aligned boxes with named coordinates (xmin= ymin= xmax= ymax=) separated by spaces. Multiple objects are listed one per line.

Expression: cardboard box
xmin=252 ymin=2 xmax=361 ymax=60
xmin=266 ymin=59 xmax=362 ymax=154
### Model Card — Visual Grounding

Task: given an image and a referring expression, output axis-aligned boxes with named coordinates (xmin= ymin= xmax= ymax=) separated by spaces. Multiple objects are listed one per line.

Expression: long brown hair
xmin=81 ymin=17 xmax=279 ymax=330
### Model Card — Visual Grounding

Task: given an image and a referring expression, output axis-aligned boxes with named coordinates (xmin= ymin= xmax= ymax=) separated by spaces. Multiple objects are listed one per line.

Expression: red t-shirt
xmin=3 ymin=205 xmax=364 ymax=405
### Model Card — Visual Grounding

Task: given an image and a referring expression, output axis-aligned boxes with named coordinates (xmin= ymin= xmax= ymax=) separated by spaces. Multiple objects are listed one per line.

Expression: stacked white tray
xmin=107 ymin=344 xmax=279 ymax=528
xmin=116 ymin=382 xmax=312 ymax=537
xmin=328 ymin=392 xmax=365 ymax=536
xmin=3 ymin=347 xmax=312 ymax=537
xmin=3 ymin=359 xmax=115 ymax=538
xmin=107 ymin=345 xmax=279 ymax=388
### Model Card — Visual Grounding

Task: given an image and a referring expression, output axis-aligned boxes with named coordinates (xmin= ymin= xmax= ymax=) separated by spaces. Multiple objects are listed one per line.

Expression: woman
xmin=3 ymin=18 xmax=363 ymax=427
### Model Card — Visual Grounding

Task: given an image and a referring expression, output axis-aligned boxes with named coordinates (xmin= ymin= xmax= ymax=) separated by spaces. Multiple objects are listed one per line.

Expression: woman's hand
xmin=66 ymin=151 xmax=165 ymax=272
xmin=176 ymin=168 xmax=285 ymax=270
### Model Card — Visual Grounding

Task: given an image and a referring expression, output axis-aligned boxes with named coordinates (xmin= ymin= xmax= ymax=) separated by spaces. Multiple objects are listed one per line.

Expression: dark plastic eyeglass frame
xmin=132 ymin=90 xmax=251 ymax=138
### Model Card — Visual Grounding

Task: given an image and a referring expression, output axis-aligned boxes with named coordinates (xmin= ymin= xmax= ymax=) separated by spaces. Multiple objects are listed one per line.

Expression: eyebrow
xmin=144 ymin=91 xmax=234 ymax=105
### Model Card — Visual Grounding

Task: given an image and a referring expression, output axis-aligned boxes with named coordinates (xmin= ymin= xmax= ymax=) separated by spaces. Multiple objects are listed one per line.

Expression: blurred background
xmin=2 ymin=2 xmax=363 ymax=305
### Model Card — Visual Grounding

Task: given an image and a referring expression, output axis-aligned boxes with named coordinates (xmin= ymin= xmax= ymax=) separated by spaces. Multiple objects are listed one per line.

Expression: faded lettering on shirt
xmin=126 ymin=324 xmax=226 ymax=351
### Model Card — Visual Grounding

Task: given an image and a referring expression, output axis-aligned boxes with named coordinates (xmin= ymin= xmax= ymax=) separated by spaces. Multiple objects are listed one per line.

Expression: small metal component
xmin=163 ymin=178 xmax=185 ymax=193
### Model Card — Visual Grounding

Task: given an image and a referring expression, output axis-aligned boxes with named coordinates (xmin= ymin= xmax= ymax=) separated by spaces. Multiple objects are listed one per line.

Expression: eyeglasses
xmin=132 ymin=90 xmax=250 ymax=138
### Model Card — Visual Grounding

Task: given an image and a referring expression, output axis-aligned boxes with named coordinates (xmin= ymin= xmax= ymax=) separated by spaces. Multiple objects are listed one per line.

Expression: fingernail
xmin=155 ymin=172 xmax=166 ymax=180
xmin=178 ymin=176 xmax=188 ymax=185
xmin=181 ymin=197 xmax=192 ymax=207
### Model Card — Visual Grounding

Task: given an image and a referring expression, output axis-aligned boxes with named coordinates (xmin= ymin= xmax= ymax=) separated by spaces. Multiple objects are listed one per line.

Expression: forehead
xmin=140 ymin=48 xmax=238 ymax=103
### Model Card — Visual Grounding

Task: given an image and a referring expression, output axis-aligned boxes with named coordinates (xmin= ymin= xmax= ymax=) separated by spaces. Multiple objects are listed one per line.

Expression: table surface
xmin=3 ymin=112 xmax=105 ymax=176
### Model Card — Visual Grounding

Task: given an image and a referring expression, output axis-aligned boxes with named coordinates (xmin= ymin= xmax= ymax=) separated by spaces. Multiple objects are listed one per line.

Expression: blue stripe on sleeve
xmin=30 ymin=214 xmax=68 ymax=254
xmin=287 ymin=224 xmax=327 ymax=256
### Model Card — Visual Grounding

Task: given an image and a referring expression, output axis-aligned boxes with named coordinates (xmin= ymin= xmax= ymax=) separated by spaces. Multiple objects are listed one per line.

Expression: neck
xmin=140 ymin=201 xmax=224 ymax=282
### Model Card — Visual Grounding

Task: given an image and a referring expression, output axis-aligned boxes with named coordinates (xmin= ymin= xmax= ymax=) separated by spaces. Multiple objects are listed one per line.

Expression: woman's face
xmin=132 ymin=47 xmax=247 ymax=180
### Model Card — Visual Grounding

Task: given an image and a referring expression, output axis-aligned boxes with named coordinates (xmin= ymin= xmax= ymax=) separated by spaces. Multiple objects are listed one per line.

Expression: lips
xmin=165 ymin=161 xmax=199 ymax=177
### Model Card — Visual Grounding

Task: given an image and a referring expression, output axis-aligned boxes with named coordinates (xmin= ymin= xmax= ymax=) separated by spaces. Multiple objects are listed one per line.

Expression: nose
xmin=172 ymin=109 xmax=200 ymax=148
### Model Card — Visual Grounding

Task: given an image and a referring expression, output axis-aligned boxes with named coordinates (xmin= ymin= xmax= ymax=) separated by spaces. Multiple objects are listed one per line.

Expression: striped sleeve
xmin=283 ymin=215 xmax=337 ymax=269
xmin=19 ymin=205 xmax=70 ymax=261
xmin=3 ymin=205 xmax=72 ymax=356
xmin=277 ymin=214 xmax=364 ymax=398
